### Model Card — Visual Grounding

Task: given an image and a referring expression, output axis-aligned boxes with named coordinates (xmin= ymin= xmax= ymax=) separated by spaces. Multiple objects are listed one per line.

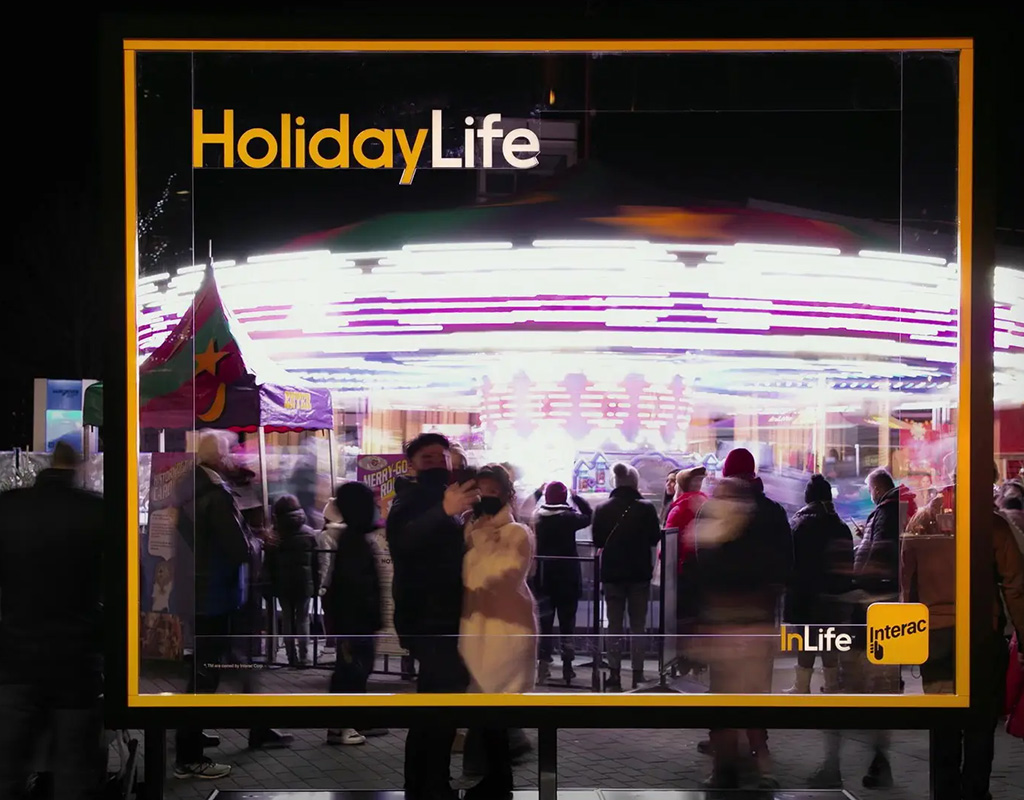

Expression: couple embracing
xmin=387 ymin=433 xmax=538 ymax=800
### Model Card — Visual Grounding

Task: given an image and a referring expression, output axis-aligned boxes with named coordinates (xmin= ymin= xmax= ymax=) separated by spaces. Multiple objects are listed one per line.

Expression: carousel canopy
xmin=282 ymin=162 xmax=886 ymax=254
xmin=91 ymin=266 xmax=333 ymax=432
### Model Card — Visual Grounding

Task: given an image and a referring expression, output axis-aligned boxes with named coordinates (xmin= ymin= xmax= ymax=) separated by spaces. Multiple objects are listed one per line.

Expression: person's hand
xmin=318 ymin=587 xmax=327 ymax=597
xmin=443 ymin=480 xmax=480 ymax=517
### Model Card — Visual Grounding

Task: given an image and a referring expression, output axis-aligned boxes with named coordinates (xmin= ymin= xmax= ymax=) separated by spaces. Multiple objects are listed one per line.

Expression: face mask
xmin=473 ymin=496 xmax=505 ymax=517
xmin=417 ymin=467 xmax=451 ymax=486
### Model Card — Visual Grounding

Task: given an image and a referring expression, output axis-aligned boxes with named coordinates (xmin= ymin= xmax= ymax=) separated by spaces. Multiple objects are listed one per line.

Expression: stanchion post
xmin=591 ymin=553 xmax=602 ymax=692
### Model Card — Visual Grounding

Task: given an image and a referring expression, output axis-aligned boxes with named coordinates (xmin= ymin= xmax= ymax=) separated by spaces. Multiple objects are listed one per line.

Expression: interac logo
xmin=192 ymin=109 xmax=542 ymax=185
xmin=866 ymin=602 xmax=930 ymax=665
xmin=779 ymin=603 xmax=931 ymax=666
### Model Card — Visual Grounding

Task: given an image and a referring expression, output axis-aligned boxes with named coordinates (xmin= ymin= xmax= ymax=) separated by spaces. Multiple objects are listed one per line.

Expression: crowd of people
xmin=0 ymin=433 xmax=1022 ymax=798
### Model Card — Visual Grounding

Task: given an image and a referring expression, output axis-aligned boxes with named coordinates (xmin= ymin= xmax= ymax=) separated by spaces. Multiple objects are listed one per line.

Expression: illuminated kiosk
xmin=135 ymin=242 xmax=1023 ymax=512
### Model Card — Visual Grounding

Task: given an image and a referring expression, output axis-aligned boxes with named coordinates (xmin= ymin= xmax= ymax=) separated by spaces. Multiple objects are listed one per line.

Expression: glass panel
xmin=129 ymin=46 xmax=993 ymax=703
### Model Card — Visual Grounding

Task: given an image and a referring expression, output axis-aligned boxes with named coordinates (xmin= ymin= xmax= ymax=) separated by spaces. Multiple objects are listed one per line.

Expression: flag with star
xmin=126 ymin=266 xmax=333 ymax=432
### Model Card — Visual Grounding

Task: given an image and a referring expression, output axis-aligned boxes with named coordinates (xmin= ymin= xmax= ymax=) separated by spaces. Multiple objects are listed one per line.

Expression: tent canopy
xmin=88 ymin=267 xmax=333 ymax=432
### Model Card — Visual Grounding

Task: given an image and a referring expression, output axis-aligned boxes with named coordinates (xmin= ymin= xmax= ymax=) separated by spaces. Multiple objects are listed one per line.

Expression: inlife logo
xmin=780 ymin=626 xmax=853 ymax=654
xmin=192 ymin=109 xmax=542 ymax=185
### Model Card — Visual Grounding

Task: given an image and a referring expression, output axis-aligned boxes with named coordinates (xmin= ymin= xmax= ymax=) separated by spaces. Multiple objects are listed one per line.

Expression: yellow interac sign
xmin=866 ymin=602 xmax=930 ymax=665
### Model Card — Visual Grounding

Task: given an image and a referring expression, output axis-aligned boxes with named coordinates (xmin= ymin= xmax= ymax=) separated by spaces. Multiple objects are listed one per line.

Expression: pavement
xmin=126 ymin=655 xmax=1022 ymax=800
xmin=122 ymin=725 xmax=1022 ymax=800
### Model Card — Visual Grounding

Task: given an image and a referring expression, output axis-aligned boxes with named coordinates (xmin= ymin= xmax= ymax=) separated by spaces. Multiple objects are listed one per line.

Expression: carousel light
xmin=734 ymin=242 xmax=842 ymax=256
xmin=858 ymin=250 xmax=948 ymax=265
xmin=134 ymin=243 xmax=1023 ymax=393
xmin=403 ymin=241 xmax=514 ymax=251
xmin=532 ymin=239 xmax=654 ymax=248
xmin=247 ymin=249 xmax=332 ymax=263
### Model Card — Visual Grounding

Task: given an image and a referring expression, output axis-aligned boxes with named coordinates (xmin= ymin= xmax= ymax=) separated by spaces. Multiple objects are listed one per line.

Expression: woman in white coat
xmin=458 ymin=464 xmax=538 ymax=799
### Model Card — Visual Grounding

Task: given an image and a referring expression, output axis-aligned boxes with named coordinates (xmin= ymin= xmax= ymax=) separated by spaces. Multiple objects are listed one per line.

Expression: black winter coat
xmin=325 ymin=524 xmax=383 ymax=636
xmin=0 ymin=468 xmax=104 ymax=681
xmin=784 ymin=502 xmax=854 ymax=624
xmin=267 ymin=510 xmax=317 ymax=600
xmin=695 ymin=477 xmax=794 ymax=627
xmin=592 ymin=487 xmax=662 ymax=585
xmin=533 ymin=494 xmax=592 ymax=601
xmin=386 ymin=476 xmax=466 ymax=647
xmin=176 ymin=465 xmax=251 ymax=618
xmin=853 ymin=486 xmax=901 ymax=597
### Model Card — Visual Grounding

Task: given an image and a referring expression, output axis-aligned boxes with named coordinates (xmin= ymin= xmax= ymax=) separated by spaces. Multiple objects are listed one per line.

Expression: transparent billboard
xmin=120 ymin=40 xmax=1006 ymax=709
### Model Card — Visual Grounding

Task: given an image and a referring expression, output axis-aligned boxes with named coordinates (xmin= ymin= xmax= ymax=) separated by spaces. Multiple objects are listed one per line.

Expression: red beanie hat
xmin=722 ymin=448 xmax=756 ymax=478
xmin=544 ymin=481 xmax=569 ymax=505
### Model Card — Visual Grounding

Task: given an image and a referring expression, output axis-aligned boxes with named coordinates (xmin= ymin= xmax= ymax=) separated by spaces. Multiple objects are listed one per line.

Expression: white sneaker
xmin=174 ymin=759 xmax=231 ymax=779
xmin=326 ymin=728 xmax=366 ymax=745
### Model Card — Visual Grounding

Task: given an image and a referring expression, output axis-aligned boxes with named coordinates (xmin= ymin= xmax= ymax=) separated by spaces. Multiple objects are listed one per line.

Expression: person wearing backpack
xmin=592 ymin=463 xmax=662 ymax=691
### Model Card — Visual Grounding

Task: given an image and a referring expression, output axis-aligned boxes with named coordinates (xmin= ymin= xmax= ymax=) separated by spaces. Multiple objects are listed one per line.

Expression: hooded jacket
xmin=665 ymin=490 xmax=707 ymax=572
xmin=694 ymin=476 xmax=794 ymax=627
xmin=533 ymin=494 xmax=592 ymax=600
xmin=324 ymin=521 xmax=383 ymax=637
xmin=175 ymin=465 xmax=251 ymax=618
xmin=785 ymin=500 xmax=854 ymax=624
xmin=386 ymin=474 xmax=466 ymax=647
xmin=592 ymin=486 xmax=662 ymax=584
xmin=267 ymin=507 xmax=317 ymax=600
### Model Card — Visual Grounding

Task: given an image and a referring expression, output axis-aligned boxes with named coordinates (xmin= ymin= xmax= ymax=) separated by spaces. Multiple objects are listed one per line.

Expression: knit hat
xmin=612 ymin=462 xmax=640 ymax=489
xmin=544 ymin=481 xmax=569 ymax=505
xmin=805 ymin=473 xmax=833 ymax=504
xmin=335 ymin=481 xmax=378 ymax=530
xmin=722 ymin=448 xmax=756 ymax=479
xmin=676 ymin=466 xmax=707 ymax=493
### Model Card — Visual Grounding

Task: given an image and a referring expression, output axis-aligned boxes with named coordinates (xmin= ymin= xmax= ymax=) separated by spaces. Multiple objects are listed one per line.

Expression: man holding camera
xmin=387 ymin=433 xmax=480 ymax=800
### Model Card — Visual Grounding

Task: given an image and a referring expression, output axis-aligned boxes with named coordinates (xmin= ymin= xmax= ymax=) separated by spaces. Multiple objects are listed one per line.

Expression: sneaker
xmin=173 ymin=759 xmax=231 ymax=780
xmin=537 ymin=661 xmax=551 ymax=683
xmin=562 ymin=663 xmax=577 ymax=682
xmin=326 ymin=728 xmax=366 ymax=745
xmin=358 ymin=727 xmax=390 ymax=737
xmin=697 ymin=739 xmax=714 ymax=755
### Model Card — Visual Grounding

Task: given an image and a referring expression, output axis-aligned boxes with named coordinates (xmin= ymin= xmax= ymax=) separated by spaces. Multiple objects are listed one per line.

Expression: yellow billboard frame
xmin=124 ymin=38 xmax=975 ymax=709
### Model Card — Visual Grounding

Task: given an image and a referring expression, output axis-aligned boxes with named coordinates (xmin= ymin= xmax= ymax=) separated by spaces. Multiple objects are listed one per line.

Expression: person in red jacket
xmin=665 ymin=467 xmax=708 ymax=653
xmin=897 ymin=483 xmax=918 ymax=532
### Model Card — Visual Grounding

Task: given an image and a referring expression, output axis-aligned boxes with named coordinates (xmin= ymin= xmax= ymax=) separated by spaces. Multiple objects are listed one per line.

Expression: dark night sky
xmin=4 ymin=6 xmax=1022 ymax=449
